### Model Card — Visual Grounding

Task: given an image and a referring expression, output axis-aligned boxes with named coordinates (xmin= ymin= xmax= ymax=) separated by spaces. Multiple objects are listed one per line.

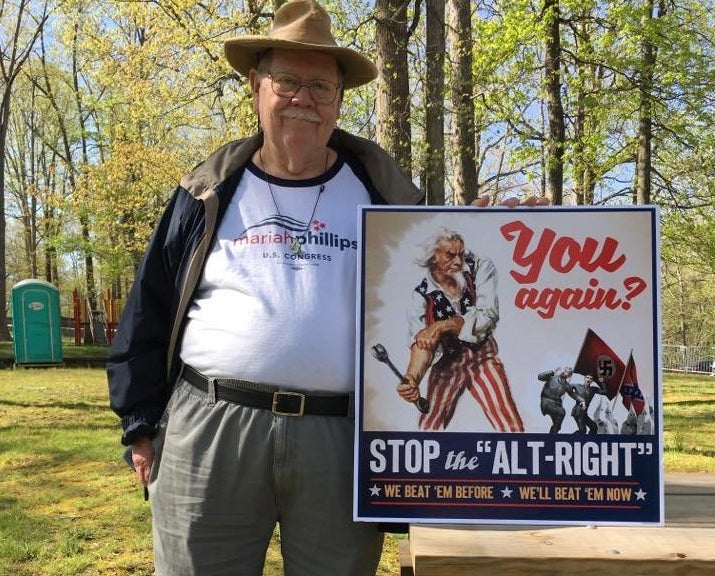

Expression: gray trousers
xmin=148 ymin=379 xmax=383 ymax=576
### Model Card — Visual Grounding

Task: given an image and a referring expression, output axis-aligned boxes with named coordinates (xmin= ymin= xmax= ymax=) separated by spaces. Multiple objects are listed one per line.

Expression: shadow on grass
xmin=665 ymin=399 xmax=715 ymax=409
xmin=0 ymin=399 xmax=108 ymax=411
xmin=667 ymin=412 xmax=715 ymax=427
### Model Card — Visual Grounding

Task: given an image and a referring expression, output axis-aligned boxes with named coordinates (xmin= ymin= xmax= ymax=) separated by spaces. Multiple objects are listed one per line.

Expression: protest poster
xmin=354 ymin=206 xmax=662 ymax=526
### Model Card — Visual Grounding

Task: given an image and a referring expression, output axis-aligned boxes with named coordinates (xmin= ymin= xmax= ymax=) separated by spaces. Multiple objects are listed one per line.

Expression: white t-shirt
xmin=179 ymin=157 xmax=371 ymax=393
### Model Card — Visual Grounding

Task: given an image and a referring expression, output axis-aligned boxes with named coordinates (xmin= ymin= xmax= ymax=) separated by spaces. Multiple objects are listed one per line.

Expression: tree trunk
xmin=448 ymin=0 xmax=477 ymax=205
xmin=69 ymin=23 xmax=98 ymax=319
xmin=635 ymin=0 xmax=664 ymax=206
xmin=0 ymin=90 xmax=12 ymax=340
xmin=543 ymin=0 xmax=565 ymax=205
xmin=375 ymin=0 xmax=412 ymax=176
xmin=30 ymin=192 xmax=38 ymax=278
xmin=573 ymin=20 xmax=598 ymax=207
xmin=0 ymin=0 xmax=49 ymax=340
xmin=424 ymin=0 xmax=446 ymax=206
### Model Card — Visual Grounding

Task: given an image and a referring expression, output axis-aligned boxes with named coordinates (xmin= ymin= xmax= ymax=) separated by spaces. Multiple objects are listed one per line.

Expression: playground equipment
xmin=71 ymin=288 xmax=122 ymax=346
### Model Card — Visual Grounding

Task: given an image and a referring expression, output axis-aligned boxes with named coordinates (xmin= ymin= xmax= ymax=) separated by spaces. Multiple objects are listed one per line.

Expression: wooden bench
xmin=400 ymin=472 xmax=715 ymax=575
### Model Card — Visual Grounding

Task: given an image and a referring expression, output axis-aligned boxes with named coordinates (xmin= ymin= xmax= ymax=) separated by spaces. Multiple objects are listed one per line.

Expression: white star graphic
xmin=634 ymin=488 xmax=647 ymax=501
xmin=369 ymin=485 xmax=382 ymax=497
xmin=501 ymin=486 xmax=513 ymax=498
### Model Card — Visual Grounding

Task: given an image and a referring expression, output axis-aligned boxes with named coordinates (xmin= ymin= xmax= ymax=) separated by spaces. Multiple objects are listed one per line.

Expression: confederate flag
xmin=620 ymin=352 xmax=646 ymax=415
xmin=573 ymin=329 xmax=625 ymax=399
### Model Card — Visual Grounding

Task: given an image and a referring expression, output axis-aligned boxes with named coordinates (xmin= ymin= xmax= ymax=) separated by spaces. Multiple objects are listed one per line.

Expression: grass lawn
xmin=0 ymin=368 xmax=713 ymax=575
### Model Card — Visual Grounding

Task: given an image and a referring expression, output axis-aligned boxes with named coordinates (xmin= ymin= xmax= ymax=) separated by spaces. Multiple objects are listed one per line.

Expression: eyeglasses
xmin=266 ymin=71 xmax=341 ymax=104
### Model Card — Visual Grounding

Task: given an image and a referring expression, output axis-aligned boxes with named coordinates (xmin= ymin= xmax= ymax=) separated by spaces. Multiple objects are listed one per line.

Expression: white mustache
xmin=279 ymin=109 xmax=322 ymax=123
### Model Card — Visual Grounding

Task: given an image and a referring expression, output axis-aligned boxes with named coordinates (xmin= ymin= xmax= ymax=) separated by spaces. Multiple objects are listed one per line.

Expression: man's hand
xmin=471 ymin=194 xmax=551 ymax=207
xmin=397 ymin=374 xmax=421 ymax=403
xmin=131 ymin=436 xmax=154 ymax=487
xmin=414 ymin=317 xmax=464 ymax=352
xmin=413 ymin=324 xmax=442 ymax=352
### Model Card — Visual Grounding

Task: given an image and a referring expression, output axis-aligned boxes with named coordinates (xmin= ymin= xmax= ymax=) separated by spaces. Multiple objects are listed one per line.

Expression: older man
xmin=397 ymin=229 xmax=524 ymax=432
xmin=107 ymin=1 xmax=421 ymax=575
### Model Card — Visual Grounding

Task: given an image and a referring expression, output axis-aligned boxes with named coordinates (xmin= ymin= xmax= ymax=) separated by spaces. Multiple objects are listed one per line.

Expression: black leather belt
xmin=181 ymin=365 xmax=352 ymax=417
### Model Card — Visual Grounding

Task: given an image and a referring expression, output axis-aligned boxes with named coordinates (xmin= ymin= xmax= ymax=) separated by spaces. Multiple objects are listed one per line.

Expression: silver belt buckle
xmin=272 ymin=391 xmax=306 ymax=416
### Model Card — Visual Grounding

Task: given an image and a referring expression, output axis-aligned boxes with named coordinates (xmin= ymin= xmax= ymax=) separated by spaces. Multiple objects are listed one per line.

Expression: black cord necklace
xmin=260 ymin=148 xmax=329 ymax=255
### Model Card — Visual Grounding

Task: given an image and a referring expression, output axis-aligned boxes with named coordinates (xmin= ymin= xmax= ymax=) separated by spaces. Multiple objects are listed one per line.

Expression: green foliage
xmin=660 ymin=208 xmax=715 ymax=346
xmin=3 ymin=0 xmax=715 ymax=349
xmin=75 ymin=141 xmax=184 ymax=277
xmin=323 ymin=0 xmax=379 ymax=135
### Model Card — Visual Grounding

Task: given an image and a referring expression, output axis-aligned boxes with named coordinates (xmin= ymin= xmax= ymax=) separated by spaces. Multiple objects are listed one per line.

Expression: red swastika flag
xmin=573 ymin=329 xmax=625 ymax=399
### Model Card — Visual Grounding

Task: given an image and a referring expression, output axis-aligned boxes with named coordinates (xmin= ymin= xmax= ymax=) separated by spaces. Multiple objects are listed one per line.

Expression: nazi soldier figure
xmin=538 ymin=366 xmax=578 ymax=433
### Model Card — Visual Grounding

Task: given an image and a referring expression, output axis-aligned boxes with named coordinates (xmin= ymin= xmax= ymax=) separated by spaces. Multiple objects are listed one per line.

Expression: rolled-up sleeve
xmin=458 ymin=256 xmax=499 ymax=343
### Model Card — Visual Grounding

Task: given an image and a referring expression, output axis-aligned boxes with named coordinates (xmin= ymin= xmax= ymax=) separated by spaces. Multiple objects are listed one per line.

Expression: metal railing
xmin=663 ymin=344 xmax=715 ymax=374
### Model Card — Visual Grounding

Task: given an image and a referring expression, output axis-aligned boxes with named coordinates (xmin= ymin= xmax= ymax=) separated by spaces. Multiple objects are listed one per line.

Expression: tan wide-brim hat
xmin=224 ymin=0 xmax=377 ymax=90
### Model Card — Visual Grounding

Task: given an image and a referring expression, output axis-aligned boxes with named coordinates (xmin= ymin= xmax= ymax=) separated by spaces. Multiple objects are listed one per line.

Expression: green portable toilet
xmin=11 ymin=279 xmax=63 ymax=365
